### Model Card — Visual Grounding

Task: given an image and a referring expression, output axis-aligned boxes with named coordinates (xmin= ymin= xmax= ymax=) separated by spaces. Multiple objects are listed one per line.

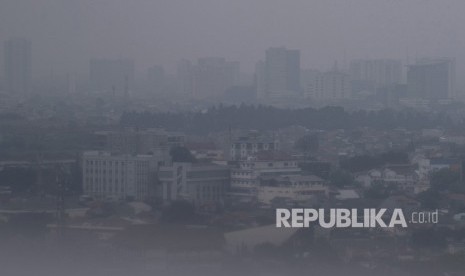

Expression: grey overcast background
xmin=1 ymin=0 xmax=464 ymax=78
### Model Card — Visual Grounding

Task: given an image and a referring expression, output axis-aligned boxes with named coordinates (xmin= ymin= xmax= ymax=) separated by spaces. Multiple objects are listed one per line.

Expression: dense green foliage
xmin=170 ymin=146 xmax=198 ymax=163
xmin=340 ymin=151 xmax=409 ymax=173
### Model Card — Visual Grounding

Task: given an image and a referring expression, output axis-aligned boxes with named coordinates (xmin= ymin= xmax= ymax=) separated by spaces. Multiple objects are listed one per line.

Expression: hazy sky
xmin=1 ymin=0 xmax=465 ymax=77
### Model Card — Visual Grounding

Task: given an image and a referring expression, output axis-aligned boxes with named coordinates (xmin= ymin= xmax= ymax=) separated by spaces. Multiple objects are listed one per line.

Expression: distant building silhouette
xmin=4 ymin=37 xmax=31 ymax=94
xmin=192 ymin=57 xmax=239 ymax=100
xmin=301 ymin=69 xmax=324 ymax=99
xmin=176 ymin=59 xmax=194 ymax=97
xmin=407 ymin=58 xmax=455 ymax=100
xmin=89 ymin=58 xmax=135 ymax=93
xmin=147 ymin=65 xmax=165 ymax=94
xmin=258 ymin=47 xmax=301 ymax=99
xmin=255 ymin=60 xmax=266 ymax=99
xmin=301 ymin=67 xmax=350 ymax=100
xmin=322 ymin=69 xmax=351 ymax=99
xmin=350 ymin=59 xmax=402 ymax=93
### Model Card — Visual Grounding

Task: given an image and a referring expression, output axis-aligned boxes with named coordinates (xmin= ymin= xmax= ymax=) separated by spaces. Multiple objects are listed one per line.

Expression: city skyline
xmin=3 ymin=37 xmax=460 ymax=104
xmin=2 ymin=1 xmax=465 ymax=274
xmin=1 ymin=0 xmax=465 ymax=77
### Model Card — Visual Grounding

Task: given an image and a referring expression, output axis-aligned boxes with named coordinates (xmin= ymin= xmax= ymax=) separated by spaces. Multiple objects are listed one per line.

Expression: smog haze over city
xmin=1 ymin=0 xmax=465 ymax=74
xmin=2 ymin=0 xmax=465 ymax=276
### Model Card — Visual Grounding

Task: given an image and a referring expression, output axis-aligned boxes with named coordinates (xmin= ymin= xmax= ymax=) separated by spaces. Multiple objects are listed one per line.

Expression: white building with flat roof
xmin=82 ymin=151 xmax=164 ymax=201
xmin=230 ymin=131 xmax=279 ymax=161
xmin=258 ymin=174 xmax=328 ymax=205
xmin=230 ymin=154 xmax=301 ymax=203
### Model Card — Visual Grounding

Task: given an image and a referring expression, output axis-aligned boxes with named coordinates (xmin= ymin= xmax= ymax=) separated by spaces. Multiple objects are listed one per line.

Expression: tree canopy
xmin=120 ymin=104 xmax=456 ymax=134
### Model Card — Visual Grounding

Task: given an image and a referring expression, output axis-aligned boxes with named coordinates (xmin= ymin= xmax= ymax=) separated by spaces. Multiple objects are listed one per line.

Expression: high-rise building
xmin=147 ymin=65 xmax=165 ymax=93
xmin=225 ymin=60 xmax=241 ymax=88
xmin=89 ymin=58 xmax=135 ymax=93
xmin=255 ymin=60 xmax=266 ymax=99
xmin=350 ymin=59 xmax=402 ymax=91
xmin=301 ymin=69 xmax=324 ymax=99
xmin=258 ymin=47 xmax=300 ymax=99
xmin=4 ymin=38 xmax=32 ymax=94
xmin=407 ymin=58 xmax=456 ymax=100
xmin=322 ymin=69 xmax=351 ymax=99
xmin=300 ymin=68 xmax=350 ymax=100
xmin=176 ymin=59 xmax=194 ymax=97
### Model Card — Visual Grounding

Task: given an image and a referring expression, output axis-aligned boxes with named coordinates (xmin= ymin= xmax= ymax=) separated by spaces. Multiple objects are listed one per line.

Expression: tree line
xmin=120 ymin=104 xmax=456 ymax=134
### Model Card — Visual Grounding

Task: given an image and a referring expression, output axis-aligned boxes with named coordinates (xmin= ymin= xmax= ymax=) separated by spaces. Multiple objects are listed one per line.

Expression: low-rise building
xmin=82 ymin=151 xmax=165 ymax=201
xmin=257 ymin=174 xmax=328 ymax=205
xmin=355 ymin=165 xmax=424 ymax=194
xmin=230 ymin=153 xmax=301 ymax=202
xmin=230 ymin=132 xmax=279 ymax=161
xmin=157 ymin=162 xmax=230 ymax=208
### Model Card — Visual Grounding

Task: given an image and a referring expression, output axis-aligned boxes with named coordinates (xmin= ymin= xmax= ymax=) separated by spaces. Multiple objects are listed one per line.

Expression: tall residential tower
xmin=407 ymin=58 xmax=456 ymax=100
xmin=257 ymin=47 xmax=301 ymax=100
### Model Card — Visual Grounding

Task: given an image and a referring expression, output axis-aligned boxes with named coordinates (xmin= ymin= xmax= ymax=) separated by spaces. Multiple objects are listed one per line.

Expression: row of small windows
xmin=239 ymin=162 xmax=297 ymax=168
xmin=85 ymin=177 xmax=124 ymax=183
xmin=290 ymin=182 xmax=324 ymax=187
xmin=85 ymin=175 xmax=149 ymax=184
xmin=85 ymin=168 xmax=126 ymax=174
xmin=85 ymin=184 xmax=125 ymax=193
xmin=85 ymin=160 xmax=133 ymax=166
xmin=266 ymin=162 xmax=297 ymax=167
xmin=85 ymin=182 xmax=149 ymax=192
xmin=266 ymin=190 xmax=292 ymax=194
xmin=232 ymin=171 xmax=253 ymax=177
xmin=187 ymin=171 xmax=230 ymax=179
xmin=232 ymin=143 xmax=274 ymax=149
xmin=195 ymin=185 xmax=223 ymax=200
xmin=232 ymin=180 xmax=253 ymax=186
